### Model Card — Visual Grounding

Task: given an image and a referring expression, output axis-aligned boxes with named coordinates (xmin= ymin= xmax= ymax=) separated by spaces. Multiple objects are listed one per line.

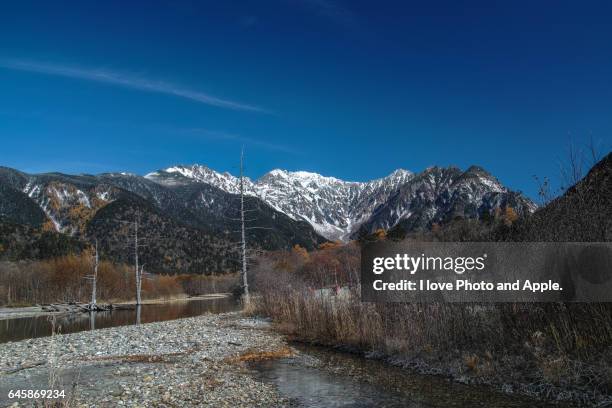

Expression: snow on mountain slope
xmin=146 ymin=164 xmax=536 ymax=241
xmin=0 ymin=163 xmax=536 ymax=243
xmin=147 ymin=165 xmax=249 ymax=193
xmin=147 ymin=165 xmax=412 ymax=240
xmin=252 ymin=168 xmax=414 ymax=240
xmin=19 ymin=179 xmax=116 ymax=234
xmin=358 ymin=165 xmax=537 ymax=236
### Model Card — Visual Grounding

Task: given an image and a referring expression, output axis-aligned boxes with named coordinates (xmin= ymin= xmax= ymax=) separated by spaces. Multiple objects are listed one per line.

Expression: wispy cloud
xmin=0 ymin=59 xmax=269 ymax=114
xmin=296 ymin=0 xmax=356 ymax=27
xmin=185 ymin=128 xmax=298 ymax=154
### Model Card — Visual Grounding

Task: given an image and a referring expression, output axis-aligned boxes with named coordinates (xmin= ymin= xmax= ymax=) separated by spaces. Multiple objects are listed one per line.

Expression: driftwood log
xmin=1 ymin=361 xmax=45 ymax=374
xmin=40 ymin=303 xmax=114 ymax=313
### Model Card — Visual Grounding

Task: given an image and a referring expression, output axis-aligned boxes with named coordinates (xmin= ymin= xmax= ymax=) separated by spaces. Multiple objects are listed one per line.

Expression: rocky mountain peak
xmin=1 ymin=161 xmax=536 ymax=243
xmin=143 ymin=163 xmax=532 ymax=241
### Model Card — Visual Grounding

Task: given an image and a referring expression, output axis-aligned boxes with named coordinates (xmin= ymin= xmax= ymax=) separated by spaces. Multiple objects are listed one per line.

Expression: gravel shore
xmin=0 ymin=313 xmax=291 ymax=407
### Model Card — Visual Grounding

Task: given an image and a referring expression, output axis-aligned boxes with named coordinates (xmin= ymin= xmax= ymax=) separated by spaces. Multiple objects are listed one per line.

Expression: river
xmin=0 ymin=296 xmax=239 ymax=343
xmin=0 ymin=300 xmax=572 ymax=407
xmin=249 ymin=344 xmax=569 ymax=407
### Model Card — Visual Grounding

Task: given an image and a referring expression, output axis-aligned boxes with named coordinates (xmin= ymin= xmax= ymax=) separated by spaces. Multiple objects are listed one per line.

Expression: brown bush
xmin=226 ymin=347 xmax=293 ymax=364
xmin=174 ymin=273 xmax=239 ymax=296
xmin=0 ymin=255 xmax=206 ymax=305
xmin=250 ymin=243 xmax=612 ymax=400
xmin=147 ymin=275 xmax=184 ymax=300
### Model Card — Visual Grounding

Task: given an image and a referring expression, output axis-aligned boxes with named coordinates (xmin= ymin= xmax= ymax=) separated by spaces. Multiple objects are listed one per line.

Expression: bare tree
xmin=240 ymin=147 xmax=250 ymax=305
xmin=533 ymin=175 xmax=553 ymax=206
xmin=91 ymin=240 xmax=99 ymax=307
xmin=84 ymin=239 xmax=99 ymax=310
xmin=559 ymin=139 xmax=585 ymax=191
xmin=136 ymin=263 xmax=144 ymax=306
xmin=220 ymin=148 xmax=274 ymax=305
xmin=533 ymin=136 xmax=607 ymax=207
xmin=559 ymin=136 xmax=604 ymax=192
xmin=133 ymin=212 xmax=143 ymax=305
xmin=527 ymin=136 xmax=610 ymax=241
xmin=119 ymin=210 xmax=146 ymax=305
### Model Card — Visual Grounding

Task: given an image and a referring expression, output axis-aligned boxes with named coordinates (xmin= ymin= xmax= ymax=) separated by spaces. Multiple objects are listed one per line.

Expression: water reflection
xmin=249 ymin=344 xmax=564 ymax=408
xmin=0 ymin=297 xmax=239 ymax=343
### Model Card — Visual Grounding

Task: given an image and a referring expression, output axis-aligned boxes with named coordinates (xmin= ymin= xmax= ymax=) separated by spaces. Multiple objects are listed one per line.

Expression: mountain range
xmin=0 ymin=163 xmax=535 ymax=272
xmin=145 ymin=164 xmax=536 ymax=240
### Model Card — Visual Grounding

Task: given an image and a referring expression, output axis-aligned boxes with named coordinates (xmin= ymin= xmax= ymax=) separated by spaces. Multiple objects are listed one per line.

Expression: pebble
xmin=0 ymin=313 xmax=291 ymax=407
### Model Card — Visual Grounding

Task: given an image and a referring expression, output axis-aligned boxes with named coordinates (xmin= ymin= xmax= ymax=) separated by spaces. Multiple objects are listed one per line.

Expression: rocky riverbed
xmin=0 ymin=313 xmax=291 ymax=407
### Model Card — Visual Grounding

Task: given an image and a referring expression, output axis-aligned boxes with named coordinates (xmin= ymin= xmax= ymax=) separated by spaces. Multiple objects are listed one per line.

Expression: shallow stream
xmin=249 ymin=344 xmax=567 ymax=407
xmin=0 ymin=296 xmax=239 ymax=343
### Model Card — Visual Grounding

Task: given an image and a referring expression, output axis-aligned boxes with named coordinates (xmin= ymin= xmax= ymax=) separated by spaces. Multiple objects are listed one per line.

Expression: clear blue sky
xmin=1 ymin=1 xmax=611 ymax=199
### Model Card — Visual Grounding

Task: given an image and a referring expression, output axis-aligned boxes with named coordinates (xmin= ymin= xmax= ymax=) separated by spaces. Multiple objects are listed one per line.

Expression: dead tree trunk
xmin=90 ymin=240 xmax=99 ymax=308
xmin=134 ymin=212 xmax=142 ymax=306
xmin=137 ymin=264 xmax=144 ymax=305
xmin=240 ymin=148 xmax=250 ymax=305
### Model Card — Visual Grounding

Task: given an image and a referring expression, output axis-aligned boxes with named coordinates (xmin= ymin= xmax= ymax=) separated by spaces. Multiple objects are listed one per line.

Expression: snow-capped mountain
xmin=0 ymin=162 xmax=536 ymax=246
xmin=145 ymin=164 xmax=535 ymax=240
xmin=0 ymin=166 xmax=326 ymax=254
xmin=145 ymin=165 xmax=247 ymax=193
xmin=359 ymin=165 xmax=537 ymax=235
xmin=146 ymin=165 xmax=413 ymax=240
xmin=250 ymin=168 xmax=414 ymax=240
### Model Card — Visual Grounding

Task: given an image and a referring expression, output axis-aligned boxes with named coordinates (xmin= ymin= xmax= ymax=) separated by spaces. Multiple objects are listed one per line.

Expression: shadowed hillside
xmin=505 ymin=152 xmax=612 ymax=242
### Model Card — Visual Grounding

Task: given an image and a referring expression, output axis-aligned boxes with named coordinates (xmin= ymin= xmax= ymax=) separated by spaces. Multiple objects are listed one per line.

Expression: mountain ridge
xmin=146 ymin=163 xmax=535 ymax=240
xmin=0 ymin=162 xmax=536 ymax=247
xmin=0 ymin=166 xmax=327 ymax=272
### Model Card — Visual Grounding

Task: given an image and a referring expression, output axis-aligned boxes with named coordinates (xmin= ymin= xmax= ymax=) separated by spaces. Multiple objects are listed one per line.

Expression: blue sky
xmin=1 ymin=1 xmax=611 ymax=200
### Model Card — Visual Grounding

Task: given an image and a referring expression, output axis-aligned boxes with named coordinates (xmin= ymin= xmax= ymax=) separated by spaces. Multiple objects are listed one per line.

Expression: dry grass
xmin=174 ymin=273 xmax=238 ymax=296
xmin=88 ymin=351 xmax=188 ymax=364
xmin=241 ymin=295 xmax=258 ymax=315
xmin=251 ymin=271 xmax=612 ymax=400
xmin=463 ymin=354 xmax=480 ymax=373
xmin=251 ymin=245 xmax=612 ymax=365
xmin=225 ymin=346 xmax=293 ymax=364
xmin=42 ymin=316 xmax=81 ymax=408
xmin=539 ymin=356 xmax=570 ymax=384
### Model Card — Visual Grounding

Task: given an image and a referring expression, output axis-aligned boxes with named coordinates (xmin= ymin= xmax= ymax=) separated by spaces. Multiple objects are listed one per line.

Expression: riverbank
xmin=251 ymin=291 xmax=612 ymax=407
xmin=0 ymin=312 xmax=289 ymax=407
xmin=0 ymin=311 xmax=584 ymax=407
xmin=0 ymin=293 xmax=232 ymax=320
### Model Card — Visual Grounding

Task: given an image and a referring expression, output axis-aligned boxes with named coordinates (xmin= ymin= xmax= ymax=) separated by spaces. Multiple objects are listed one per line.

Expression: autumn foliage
xmin=251 ymin=241 xmax=360 ymax=293
xmin=0 ymin=254 xmax=190 ymax=306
